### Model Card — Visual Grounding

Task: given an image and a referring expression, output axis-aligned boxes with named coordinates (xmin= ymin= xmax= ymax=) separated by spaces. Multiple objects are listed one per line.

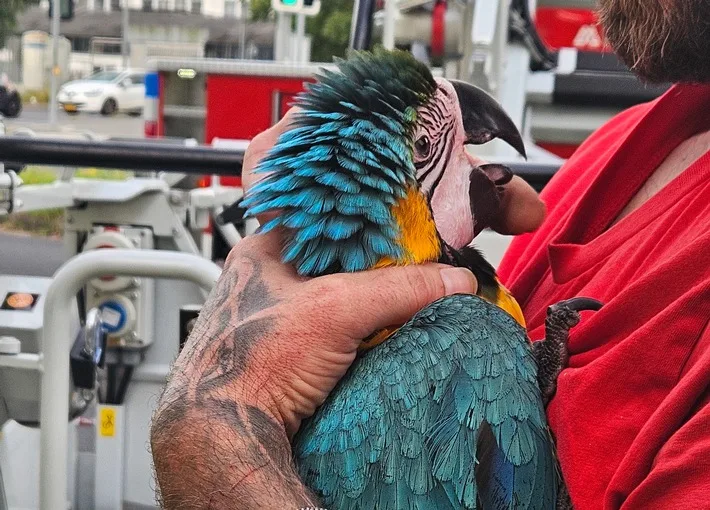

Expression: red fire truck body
xmin=144 ymin=60 xmax=336 ymax=185
xmin=143 ymin=5 xmax=655 ymax=163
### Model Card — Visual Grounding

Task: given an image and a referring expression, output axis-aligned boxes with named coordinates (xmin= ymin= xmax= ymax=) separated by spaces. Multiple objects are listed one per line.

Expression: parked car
xmin=57 ymin=70 xmax=145 ymax=116
xmin=0 ymin=75 xmax=22 ymax=118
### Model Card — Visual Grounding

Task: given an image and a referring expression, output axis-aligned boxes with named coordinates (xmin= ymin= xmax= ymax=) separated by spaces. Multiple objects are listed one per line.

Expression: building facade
xmin=14 ymin=3 xmax=274 ymax=86
xmin=38 ymin=0 xmax=247 ymax=19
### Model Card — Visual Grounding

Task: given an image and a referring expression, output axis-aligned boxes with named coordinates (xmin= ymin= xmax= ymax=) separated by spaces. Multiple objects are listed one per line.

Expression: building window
xmin=91 ymin=40 xmax=123 ymax=55
xmin=191 ymin=0 xmax=201 ymax=14
xmin=142 ymin=0 xmax=152 ymax=10
xmin=110 ymin=0 xmax=121 ymax=10
xmin=157 ymin=0 xmax=168 ymax=9
xmin=225 ymin=0 xmax=236 ymax=17
xmin=175 ymin=0 xmax=186 ymax=10
xmin=95 ymin=0 xmax=105 ymax=9
xmin=70 ymin=37 xmax=91 ymax=53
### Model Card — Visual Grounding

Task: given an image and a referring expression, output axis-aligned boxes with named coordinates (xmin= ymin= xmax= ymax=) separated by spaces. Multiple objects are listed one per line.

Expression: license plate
xmin=63 ymin=104 xmax=77 ymax=112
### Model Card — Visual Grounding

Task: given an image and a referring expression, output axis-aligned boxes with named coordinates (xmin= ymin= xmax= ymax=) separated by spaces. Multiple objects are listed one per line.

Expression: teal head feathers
xmin=242 ymin=49 xmax=526 ymax=277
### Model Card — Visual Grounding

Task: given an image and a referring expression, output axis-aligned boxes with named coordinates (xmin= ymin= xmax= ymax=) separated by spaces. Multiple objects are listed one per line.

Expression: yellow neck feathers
xmin=374 ymin=186 xmax=442 ymax=268
xmin=369 ymin=185 xmax=526 ymax=332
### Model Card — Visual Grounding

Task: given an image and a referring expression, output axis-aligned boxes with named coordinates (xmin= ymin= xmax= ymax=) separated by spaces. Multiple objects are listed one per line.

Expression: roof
xmin=16 ymin=7 xmax=276 ymax=46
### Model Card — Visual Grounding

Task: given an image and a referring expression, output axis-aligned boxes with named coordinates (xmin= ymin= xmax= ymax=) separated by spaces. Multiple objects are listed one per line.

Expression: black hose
xmin=350 ymin=0 xmax=378 ymax=50
xmin=106 ymin=364 xmax=117 ymax=404
xmin=509 ymin=0 xmax=558 ymax=71
xmin=114 ymin=366 xmax=134 ymax=405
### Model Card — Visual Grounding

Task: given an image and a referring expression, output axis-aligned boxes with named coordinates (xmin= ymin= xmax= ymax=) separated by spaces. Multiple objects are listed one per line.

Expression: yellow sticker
xmin=99 ymin=408 xmax=116 ymax=437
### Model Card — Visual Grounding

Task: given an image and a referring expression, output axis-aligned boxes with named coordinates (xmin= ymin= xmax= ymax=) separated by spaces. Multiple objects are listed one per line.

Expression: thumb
xmin=322 ymin=264 xmax=478 ymax=340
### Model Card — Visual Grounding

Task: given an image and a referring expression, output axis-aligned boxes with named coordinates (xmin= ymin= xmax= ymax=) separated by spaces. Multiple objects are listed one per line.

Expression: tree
xmin=0 ymin=0 xmax=39 ymax=48
xmin=250 ymin=0 xmax=354 ymax=63
xmin=250 ymin=0 xmax=273 ymax=22
xmin=306 ymin=0 xmax=353 ymax=62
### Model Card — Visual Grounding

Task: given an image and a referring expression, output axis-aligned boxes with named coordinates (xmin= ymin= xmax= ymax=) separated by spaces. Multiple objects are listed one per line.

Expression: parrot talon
xmin=534 ymin=296 xmax=603 ymax=406
xmin=549 ymin=297 xmax=604 ymax=314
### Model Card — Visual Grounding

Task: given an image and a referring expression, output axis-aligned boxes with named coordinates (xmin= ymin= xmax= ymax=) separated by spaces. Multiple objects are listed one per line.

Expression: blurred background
xmin=0 ymin=1 xmax=669 ymax=509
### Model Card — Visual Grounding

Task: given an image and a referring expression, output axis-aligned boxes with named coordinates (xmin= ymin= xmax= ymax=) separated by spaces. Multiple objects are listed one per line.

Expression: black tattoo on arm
xmin=151 ymin=256 xmax=318 ymax=509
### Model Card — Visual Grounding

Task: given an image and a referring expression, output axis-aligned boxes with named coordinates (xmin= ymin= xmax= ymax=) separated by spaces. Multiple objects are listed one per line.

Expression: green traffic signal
xmin=271 ymin=0 xmax=320 ymax=14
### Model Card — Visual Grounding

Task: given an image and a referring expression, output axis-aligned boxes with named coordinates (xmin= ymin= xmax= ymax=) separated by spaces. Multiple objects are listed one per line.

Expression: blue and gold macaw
xmin=243 ymin=49 xmax=601 ymax=510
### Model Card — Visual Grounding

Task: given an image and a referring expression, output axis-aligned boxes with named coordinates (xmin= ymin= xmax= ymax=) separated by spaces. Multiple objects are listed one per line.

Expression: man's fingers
xmin=490 ymin=176 xmax=546 ymax=235
xmin=242 ymin=108 xmax=299 ymax=193
xmin=316 ymin=264 xmax=478 ymax=340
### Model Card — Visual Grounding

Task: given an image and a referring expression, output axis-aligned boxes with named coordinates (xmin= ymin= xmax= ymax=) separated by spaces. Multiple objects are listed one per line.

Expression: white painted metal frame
xmin=39 ymin=249 xmax=222 ymax=510
xmin=146 ymin=57 xmax=337 ymax=76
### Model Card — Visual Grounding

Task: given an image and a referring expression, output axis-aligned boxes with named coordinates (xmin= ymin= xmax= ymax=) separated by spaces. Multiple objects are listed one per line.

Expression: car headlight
xmin=84 ymin=89 xmax=103 ymax=97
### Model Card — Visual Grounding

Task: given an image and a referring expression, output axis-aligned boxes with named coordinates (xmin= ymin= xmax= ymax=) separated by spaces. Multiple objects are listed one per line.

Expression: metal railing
xmin=39 ymin=250 xmax=222 ymax=510
xmin=0 ymin=135 xmax=562 ymax=190
xmin=0 ymin=136 xmax=243 ymax=175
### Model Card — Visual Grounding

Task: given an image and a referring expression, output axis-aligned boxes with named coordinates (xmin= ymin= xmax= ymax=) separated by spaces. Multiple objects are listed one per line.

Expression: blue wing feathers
xmin=293 ymin=295 xmax=558 ymax=510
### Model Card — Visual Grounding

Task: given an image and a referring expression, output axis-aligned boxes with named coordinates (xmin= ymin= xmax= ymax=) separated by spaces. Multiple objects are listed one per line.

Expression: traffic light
xmin=48 ymin=0 xmax=74 ymax=20
xmin=271 ymin=0 xmax=321 ymax=16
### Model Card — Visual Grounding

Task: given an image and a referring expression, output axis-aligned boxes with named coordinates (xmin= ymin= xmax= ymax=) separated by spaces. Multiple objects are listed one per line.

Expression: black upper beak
xmin=450 ymin=80 xmax=527 ymax=159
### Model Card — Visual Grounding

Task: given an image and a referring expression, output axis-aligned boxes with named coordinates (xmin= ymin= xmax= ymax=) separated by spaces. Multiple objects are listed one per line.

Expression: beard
xmin=598 ymin=0 xmax=710 ymax=83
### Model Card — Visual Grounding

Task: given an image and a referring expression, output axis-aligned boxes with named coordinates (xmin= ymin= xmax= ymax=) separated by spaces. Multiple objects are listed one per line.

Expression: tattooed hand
xmin=150 ymin=112 xmax=481 ymax=509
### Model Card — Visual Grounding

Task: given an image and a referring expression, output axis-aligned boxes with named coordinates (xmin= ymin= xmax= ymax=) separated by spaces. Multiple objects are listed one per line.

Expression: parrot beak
xmin=450 ymin=80 xmax=527 ymax=159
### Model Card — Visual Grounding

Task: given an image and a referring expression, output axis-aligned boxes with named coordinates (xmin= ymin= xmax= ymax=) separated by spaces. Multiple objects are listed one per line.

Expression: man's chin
xmin=598 ymin=0 xmax=710 ymax=85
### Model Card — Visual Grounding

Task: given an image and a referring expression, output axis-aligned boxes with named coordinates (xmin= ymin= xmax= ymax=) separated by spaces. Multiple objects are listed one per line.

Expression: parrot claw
xmin=534 ymin=296 xmax=603 ymax=406
xmin=549 ymin=297 xmax=604 ymax=314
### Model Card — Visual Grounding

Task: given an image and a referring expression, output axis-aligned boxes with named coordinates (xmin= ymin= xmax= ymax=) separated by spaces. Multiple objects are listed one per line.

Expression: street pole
xmin=122 ymin=0 xmax=130 ymax=68
xmin=49 ymin=0 xmax=61 ymax=126
xmin=239 ymin=0 xmax=247 ymax=60
xmin=274 ymin=11 xmax=290 ymax=61
xmin=382 ymin=0 xmax=396 ymax=50
xmin=295 ymin=13 xmax=306 ymax=62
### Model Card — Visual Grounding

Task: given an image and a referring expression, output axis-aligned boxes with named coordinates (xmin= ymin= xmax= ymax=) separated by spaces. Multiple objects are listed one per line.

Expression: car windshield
xmin=85 ymin=71 xmax=122 ymax=82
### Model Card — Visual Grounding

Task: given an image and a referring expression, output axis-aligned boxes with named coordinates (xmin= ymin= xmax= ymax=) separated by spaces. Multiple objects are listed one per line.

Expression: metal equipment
xmin=367 ymin=0 xmax=670 ymax=159
xmin=0 ymin=130 xmax=252 ymax=510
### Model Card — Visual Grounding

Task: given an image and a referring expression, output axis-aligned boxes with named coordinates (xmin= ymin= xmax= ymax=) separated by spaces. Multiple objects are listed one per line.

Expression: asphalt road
xmin=3 ymin=104 xmax=144 ymax=139
xmin=0 ymin=232 xmax=66 ymax=277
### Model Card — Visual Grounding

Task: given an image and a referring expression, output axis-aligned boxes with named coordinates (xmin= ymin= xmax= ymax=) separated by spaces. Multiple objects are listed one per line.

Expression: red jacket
xmin=498 ymin=83 xmax=710 ymax=509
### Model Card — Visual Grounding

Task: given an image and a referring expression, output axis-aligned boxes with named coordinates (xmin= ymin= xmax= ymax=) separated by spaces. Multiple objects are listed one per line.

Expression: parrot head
xmin=243 ymin=49 xmax=526 ymax=277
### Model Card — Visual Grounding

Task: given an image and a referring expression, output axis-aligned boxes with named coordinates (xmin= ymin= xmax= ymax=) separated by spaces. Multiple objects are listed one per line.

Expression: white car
xmin=57 ymin=70 xmax=145 ymax=116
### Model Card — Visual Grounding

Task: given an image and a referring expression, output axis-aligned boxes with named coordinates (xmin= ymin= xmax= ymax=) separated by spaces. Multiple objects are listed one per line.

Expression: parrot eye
xmin=414 ymin=136 xmax=431 ymax=157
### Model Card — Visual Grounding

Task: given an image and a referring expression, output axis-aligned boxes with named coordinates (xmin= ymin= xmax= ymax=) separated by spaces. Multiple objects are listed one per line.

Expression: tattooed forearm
xmin=151 ymin=397 xmax=317 ymax=509
xmin=194 ymin=316 xmax=275 ymax=398
xmin=151 ymin=254 xmax=316 ymax=509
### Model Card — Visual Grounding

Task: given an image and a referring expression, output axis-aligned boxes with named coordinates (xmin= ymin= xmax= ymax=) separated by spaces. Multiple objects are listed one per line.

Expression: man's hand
xmin=151 ymin=110 xmax=545 ymax=509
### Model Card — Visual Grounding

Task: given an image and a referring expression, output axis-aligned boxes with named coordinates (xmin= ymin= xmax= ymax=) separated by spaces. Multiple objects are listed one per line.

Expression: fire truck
xmin=143 ymin=0 xmax=670 ymax=161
